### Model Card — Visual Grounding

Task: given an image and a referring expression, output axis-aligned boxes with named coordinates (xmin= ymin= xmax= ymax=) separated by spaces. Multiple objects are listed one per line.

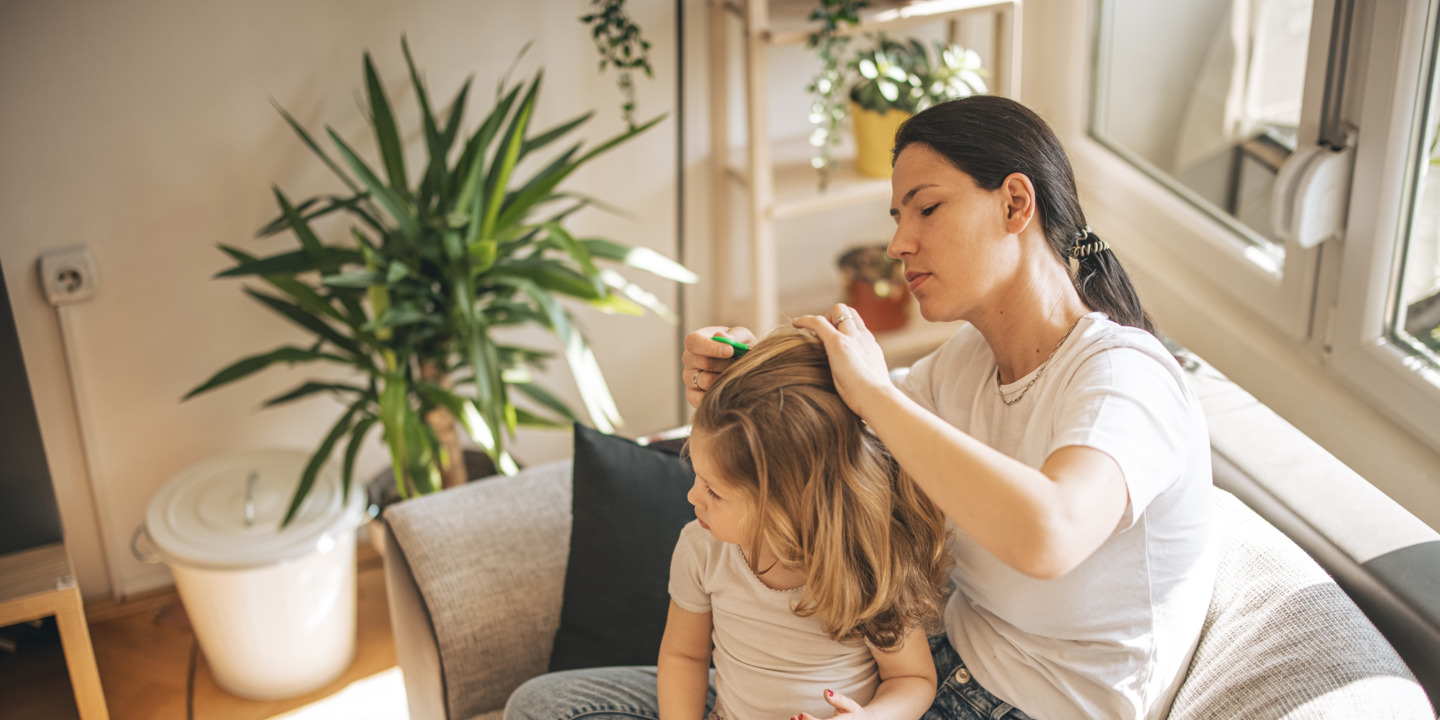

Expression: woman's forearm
xmin=858 ymin=384 xmax=1124 ymax=577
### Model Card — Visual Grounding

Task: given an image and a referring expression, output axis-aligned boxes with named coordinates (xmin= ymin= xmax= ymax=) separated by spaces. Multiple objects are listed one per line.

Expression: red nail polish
xmin=826 ymin=689 xmax=833 ymax=697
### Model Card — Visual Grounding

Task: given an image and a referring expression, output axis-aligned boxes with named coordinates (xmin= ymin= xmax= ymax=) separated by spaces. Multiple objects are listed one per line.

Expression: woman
xmin=686 ymin=96 xmax=1215 ymax=720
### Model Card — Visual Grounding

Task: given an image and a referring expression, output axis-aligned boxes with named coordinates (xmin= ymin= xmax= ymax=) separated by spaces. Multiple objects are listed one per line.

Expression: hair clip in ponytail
xmin=1069 ymin=227 xmax=1110 ymax=259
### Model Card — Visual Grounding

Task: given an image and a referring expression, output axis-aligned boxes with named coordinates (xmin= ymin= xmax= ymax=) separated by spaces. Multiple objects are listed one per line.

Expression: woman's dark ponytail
xmin=892 ymin=96 xmax=1155 ymax=334
xmin=1070 ymin=230 xmax=1152 ymax=334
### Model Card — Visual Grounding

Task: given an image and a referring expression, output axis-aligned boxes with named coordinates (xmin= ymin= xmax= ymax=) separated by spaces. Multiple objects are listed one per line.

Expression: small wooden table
xmin=0 ymin=543 xmax=109 ymax=720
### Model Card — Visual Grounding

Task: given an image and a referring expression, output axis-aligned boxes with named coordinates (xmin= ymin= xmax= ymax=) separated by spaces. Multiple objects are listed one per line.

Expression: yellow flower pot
xmin=850 ymin=102 xmax=911 ymax=178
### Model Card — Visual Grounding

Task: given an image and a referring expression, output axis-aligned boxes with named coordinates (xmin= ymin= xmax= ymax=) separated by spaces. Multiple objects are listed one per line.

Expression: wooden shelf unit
xmin=0 ymin=543 xmax=109 ymax=720
xmin=707 ymin=0 xmax=1021 ymax=362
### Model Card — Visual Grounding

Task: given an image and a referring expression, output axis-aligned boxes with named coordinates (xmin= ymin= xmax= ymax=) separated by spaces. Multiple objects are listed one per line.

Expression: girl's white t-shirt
xmin=898 ymin=313 xmax=1216 ymax=720
xmin=669 ymin=520 xmax=880 ymax=720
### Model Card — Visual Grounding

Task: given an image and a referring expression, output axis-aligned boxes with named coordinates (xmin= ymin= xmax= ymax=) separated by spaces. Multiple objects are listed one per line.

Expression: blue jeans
xmin=505 ymin=666 xmax=712 ymax=720
xmin=505 ymin=637 xmax=1035 ymax=720
xmin=923 ymin=634 xmax=1036 ymax=720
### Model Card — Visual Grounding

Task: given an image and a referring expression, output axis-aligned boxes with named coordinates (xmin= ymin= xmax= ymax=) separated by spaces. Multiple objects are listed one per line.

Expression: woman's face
xmin=887 ymin=143 xmax=1016 ymax=323
xmin=685 ymin=430 xmax=751 ymax=547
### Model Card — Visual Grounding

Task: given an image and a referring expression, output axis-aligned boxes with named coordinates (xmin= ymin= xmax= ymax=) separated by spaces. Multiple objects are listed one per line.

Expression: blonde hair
xmin=692 ymin=328 xmax=950 ymax=649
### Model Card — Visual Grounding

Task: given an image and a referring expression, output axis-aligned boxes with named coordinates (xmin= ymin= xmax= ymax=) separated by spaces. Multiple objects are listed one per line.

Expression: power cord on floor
xmin=187 ymin=637 xmax=198 ymax=720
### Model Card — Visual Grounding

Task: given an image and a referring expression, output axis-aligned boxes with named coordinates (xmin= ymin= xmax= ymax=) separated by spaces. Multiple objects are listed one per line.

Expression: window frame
xmin=1326 ymin=0 xmax=1440 ymax=451
xmin=1078 ymin=0 xmax=1337 ymax=342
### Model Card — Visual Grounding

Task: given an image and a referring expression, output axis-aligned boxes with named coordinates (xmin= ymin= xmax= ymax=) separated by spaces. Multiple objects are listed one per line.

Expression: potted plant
xmin=847 ymin=36 xmax=987 ymax=177
xmin=185 ymin=39 xmax=694 ymax=526
xmin=837 ymin=243 xmax=908 ymax=331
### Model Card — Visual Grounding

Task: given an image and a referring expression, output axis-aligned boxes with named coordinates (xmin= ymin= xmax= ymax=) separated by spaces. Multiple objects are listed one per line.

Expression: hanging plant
xmin=581 ymin=0 xmax=655 ymax=128
xmin=806 ymin=0 xmax=868 ymax=190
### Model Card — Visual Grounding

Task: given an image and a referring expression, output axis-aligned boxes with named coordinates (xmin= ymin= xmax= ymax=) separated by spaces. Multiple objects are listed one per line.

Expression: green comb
xmin=711 ymin=335 xmax=749 ymax=357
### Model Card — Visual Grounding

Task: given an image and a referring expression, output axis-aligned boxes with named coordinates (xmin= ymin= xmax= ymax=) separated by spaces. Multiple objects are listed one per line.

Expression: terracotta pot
xmin=846 ymin=277 xmax=910 ymax=332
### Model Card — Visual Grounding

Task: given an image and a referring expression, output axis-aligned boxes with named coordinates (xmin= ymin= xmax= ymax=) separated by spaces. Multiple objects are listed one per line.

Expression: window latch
xmin=1271 ymin=138 xmax=1355 ymax=250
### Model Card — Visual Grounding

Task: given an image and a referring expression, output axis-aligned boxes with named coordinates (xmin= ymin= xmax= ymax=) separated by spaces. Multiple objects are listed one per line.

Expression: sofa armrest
xmin=1191 ymin=366 xmax=1440 ymax=704
xmin=1169 ymin=488 xmax=1432 ymax=719
xmin=384 ymin=460 xmax=574 ymax=720
xmin=1212 ymin=449 xmax=1440 ymax=705
xmin=382 ymin=519 xmax=446 ymax=720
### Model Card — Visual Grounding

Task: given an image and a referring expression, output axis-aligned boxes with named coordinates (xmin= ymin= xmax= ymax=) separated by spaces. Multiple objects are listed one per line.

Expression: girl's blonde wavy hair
xmin=691 ymin=328 xmax=950 ymax=650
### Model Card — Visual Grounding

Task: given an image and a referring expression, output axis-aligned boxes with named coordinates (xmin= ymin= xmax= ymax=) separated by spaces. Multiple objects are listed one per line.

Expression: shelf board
xmin=0 ymin=544 xmax=73 ymax=606
xmin=728 ymin=137 xmax=895 ymax=219
xmin=761 ymin=0 xmax=1018 ymax=47
xmin=772 ymin=157 xmax=893 ymax=219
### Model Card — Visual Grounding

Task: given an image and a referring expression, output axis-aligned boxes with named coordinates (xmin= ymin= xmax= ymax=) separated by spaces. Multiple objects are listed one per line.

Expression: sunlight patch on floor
xmin=267 ymin=666 xmax=409 ymax=720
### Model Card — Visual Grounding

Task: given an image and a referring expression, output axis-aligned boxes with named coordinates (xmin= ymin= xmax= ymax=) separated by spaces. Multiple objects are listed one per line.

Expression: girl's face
xmin=685 ymin=430 xmax=752 ymax=547
xmin=887 ymin=143 xmax=1016 ymax=323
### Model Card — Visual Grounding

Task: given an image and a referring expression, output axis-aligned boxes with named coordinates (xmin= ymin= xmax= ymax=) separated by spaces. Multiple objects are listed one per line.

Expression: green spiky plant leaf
xmin=185 ymin=38 xmax=690 ymax=527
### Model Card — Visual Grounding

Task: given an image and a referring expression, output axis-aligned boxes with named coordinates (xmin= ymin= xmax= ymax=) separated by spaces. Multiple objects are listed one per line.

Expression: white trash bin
xmin=134 ymin=449 xmax=367 ymax=700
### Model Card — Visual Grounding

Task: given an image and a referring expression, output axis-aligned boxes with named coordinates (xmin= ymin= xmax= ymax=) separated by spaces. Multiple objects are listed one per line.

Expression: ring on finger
xmin=834 ymin=314 xmax=852 ymax=325
xmin=691 ymin=369 xmax=703 ymax=391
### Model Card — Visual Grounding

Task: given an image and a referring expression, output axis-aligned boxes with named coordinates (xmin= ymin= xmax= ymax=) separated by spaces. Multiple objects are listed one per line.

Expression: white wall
xmin=0 ymin=0 xmax=707 ymax=599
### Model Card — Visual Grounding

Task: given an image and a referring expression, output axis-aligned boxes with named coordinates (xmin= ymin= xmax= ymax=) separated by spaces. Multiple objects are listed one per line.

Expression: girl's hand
xmin=794 ymin=689 xmax=869 ymax=720
xmin=682 ymin=326 xmax=758 ymax=408
xmin=792 ymin=304 xmax=894 ymax=419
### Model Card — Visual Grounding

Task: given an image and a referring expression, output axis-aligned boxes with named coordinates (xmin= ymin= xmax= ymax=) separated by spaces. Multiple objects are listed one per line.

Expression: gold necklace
xmin=995 ymin=315 xmax=1085 ymax=406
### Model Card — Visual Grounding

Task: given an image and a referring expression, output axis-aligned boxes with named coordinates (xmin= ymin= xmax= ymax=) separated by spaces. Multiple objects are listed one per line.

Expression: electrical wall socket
xmin=37 ymin=246 xmax=100 ymax=306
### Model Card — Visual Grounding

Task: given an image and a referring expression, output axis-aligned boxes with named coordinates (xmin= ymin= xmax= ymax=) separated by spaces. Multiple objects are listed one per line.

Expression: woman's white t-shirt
xmin=669 ymin=520 xmax=880 ymax=720
xmin=898 ymin=313 xmax=1216 ymax=720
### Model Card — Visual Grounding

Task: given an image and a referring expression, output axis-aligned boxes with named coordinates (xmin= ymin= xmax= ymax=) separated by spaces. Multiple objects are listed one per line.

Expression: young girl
xmin=659 ymin=328 xmax=950 ymax=720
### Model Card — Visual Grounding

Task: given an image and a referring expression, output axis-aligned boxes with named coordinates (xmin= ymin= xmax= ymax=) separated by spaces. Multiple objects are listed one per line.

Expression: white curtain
xmin=1173 ymin=0 xmax=1313 ymax=172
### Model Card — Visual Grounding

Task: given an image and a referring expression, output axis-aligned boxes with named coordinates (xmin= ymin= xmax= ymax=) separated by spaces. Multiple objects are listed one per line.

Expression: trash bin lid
xmin=146 ymin=449 xmax=366 ymax=569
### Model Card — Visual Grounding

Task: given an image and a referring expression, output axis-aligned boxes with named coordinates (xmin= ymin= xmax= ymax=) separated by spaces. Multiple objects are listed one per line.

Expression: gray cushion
xmin=385 ymin=460 xmax=574 ymax=720
xmin=1168 ymin=490 xmax=1432 ymax=719
xmin=1212 ymin=449 xmax=1440 ymax=703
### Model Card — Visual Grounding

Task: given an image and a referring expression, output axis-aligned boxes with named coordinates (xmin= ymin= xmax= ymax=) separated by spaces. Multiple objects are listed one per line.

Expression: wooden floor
xmin=0 ymin=539 xmax=398 ymax=720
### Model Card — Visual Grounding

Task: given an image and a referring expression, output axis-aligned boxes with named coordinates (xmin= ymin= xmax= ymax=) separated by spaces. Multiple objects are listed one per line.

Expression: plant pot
xmin=850 ymin=102 xmax=911 ymax=178
xmin=838 ymin=244 xmax=910 ymax=332
xmin=364 ymin=449 xmax=503 ymax=557
xmin=846 ymin=278 xmax=910 ymax=332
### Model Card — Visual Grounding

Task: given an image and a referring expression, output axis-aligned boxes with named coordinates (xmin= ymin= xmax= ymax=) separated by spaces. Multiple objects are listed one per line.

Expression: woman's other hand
xmin=682 ymin=326 xmax=758 ymax=408
xmin=793 ymin=304 xmax=895 ymax=419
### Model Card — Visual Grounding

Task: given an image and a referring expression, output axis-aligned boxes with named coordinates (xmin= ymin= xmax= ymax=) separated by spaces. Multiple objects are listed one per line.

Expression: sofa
xmin=381 ymin=438 xmax=1439 ymax=720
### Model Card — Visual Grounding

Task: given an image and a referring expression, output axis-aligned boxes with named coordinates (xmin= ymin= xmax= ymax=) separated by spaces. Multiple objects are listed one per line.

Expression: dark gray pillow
xmin=547 ymin=424 xmax=696 ymax=672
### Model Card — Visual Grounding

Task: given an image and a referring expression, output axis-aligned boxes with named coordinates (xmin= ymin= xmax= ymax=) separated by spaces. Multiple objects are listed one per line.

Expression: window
xmin=1327 ymin=0 xmax=1440 ymax=448
xmin=1092 ymin=0 xmax=1313 ymax=267
xmin=1400 ymin=143 xmax=1440 ymax=363
xmin=1037 ymin=0 xmax=1440 ymax=461
xmin=1088 ymin=0 xmax=1330 ymax=339
xmin=1399 ymin=124 xmax=1440 ymax=364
